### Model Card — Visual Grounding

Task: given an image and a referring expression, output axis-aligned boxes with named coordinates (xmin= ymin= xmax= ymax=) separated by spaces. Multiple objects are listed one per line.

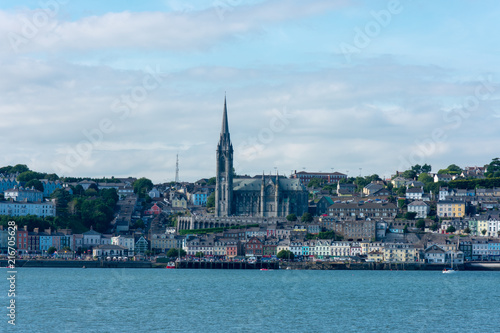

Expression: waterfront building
xmin=350 ymin=242 xmax=362 ymax=257
xmin=367 ymin=250 xmax=383 ymax=262
xmin=383 ymin=243 xmax=417 ymax=262
xmin=92 ymin=244 xmax=128 ymax=258
xmin=185 ymin=236 xmax=214 ymax=256
xmin=487 ymin=241 xmax=500 ymax=260
xmin=16 ymin=226 xmax=28 ymax=254
xmin=150 ymin=233 xmax=183 ymax=254
xmin=263 ymin=240 xmax=278 ymax=257
xmin=0 ymin=226 xmax=9 ymax=255
xmin=134 ymin=236 xmax=148 ymax=255
xmin=424 ymin=245 xmax=446 ymax=263
xmin=276 ymin=239 xmax=290 ymax=254
xmin=289 ymin=241 xmax=303 ymax=257
xmin=245 ymin=237 xmax=263 ymax=257
xmin=111 ymin=235 xmax=135 ymax=255
xmin=315 ymin=240 xmax=330 ymax=257
xmin=330 ymin=241 xmax=350 ymax=258
xmin=472 ymin=241 xmax=488 ymax=260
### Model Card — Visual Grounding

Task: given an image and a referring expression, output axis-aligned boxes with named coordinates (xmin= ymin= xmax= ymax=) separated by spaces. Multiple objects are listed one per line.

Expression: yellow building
xmin=477 ymin=220 xmax=489 ymax=236
xmin=383 ymin=243 xmax=417 ymax=262
xmin=437 ymin=201 xmax=465 ymax=218
xmin=367 ymin=251 xmax=384 ymax=262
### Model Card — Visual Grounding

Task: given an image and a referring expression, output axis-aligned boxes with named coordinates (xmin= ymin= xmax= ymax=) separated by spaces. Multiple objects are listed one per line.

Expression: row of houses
xmin=0 ymin=226 xmax=148 ymax=257
xmin=182 ymin=234 xmax=490 ymax=264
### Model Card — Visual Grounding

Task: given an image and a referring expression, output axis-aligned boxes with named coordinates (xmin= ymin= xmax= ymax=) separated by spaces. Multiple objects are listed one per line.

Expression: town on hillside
xmin=1 ymin=159 xmax=500 ymax=265
xmin=2 ymin=103 xmax=500 ymax=265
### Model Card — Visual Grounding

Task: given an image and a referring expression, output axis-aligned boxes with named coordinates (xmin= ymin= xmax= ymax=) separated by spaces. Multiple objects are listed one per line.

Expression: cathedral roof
xmin=232 ymin=177 xmax=306 ymax=192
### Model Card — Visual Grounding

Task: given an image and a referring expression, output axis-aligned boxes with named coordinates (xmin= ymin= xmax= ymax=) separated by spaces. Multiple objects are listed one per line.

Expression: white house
xmin=93 ymin=244 xmax=128 ymax=258
xmin=434 ymin=174 xmax=455 ymax=183
xmin=111 ymin=235 xmax=135 ymax=255
xmin=330 ymin=241 xmax=351 ymax=257
xmin=424 ymin=244 xmax=446 ymax=263
xmin=82 ymin=228 xmax=102 ymax=247
xmin=406 ymin=187 xmax=424 ymax=200
xmin=407 ymin=200 xmax=430 ymax=218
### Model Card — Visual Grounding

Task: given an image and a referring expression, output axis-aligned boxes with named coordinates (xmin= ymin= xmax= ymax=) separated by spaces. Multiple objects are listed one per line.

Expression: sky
xmin=1 ymin=0 xmax=499 ymax=183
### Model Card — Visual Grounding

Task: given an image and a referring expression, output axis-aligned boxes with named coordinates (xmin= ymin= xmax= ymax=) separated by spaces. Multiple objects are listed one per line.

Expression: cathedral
xmin=215 ymin=97 xmax=309 ymax=218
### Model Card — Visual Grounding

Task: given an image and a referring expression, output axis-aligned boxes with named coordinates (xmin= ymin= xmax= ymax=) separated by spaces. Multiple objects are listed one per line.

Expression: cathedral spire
xmin=220 ymin=95 xmax=230 ymax=142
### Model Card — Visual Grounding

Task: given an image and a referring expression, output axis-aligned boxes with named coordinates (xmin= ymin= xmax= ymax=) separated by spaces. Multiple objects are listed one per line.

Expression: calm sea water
xmin=2 ymin=268 xmax=500 ymax=332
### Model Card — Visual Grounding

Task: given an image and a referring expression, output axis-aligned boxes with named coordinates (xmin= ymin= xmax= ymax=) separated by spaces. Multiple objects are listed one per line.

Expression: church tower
xmin=215 ymin=96 xmax=233 ymax=217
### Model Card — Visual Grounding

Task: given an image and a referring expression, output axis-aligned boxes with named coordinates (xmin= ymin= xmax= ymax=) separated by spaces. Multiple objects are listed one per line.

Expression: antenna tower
xmin=175 ymin=154 xmax=179 ymax=183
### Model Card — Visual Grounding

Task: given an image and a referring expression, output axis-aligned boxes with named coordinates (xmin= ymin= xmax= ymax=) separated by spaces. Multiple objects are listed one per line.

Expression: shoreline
xmin=2 ymin=259 xmax=500 ymax=271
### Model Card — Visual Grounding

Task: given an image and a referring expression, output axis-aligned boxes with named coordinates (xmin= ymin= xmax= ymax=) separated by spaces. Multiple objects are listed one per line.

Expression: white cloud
xmin=0 ymin=0 xmax=348 ymax=54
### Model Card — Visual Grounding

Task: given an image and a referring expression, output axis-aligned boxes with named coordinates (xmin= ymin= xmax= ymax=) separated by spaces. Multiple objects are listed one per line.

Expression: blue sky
xmin=1 ymin=0 xmax=499 ymax=182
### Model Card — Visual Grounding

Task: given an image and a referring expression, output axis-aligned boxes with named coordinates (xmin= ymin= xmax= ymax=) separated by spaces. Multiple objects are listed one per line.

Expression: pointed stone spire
xmin=220 ymin=95 xmax=230 ymax=142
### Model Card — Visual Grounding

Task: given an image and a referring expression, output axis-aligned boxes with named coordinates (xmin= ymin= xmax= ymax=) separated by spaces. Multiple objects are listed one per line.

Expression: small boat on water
xmin=260 ymin=268 xmax=269 ymax=271
xmin=166 ymin=262 xmax=176 ymax=269
xmin=443 ymin=250 xmax=457 ymax=274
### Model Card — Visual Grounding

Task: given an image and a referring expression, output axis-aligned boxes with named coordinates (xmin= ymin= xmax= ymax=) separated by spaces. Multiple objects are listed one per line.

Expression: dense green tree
xmin=206 ymin=192 xmax=215 ymax=208
xmin=464 ymin=227 xmax=471 ymax=234
xmin=318 ymin=231 xmax=336 ymax=239
xmin=485 ymin=158 xmax=500 ymax=178
xmin=438 ymin=164 xmax=462 ymax=175
xmin=405 ymin=212 xmax=417 ymax=220
xmin=133 ymin=219 xmax=145 ymax=229
xmin=195 ymin=252 xmax=204 ymax=258
xmin=416 ymin=219 xmax=425 ymax=229
xmin=421 ymin=164 xmax=432 ymax=173
xmin=277 ymin=249 xmax=295 ymax=260
xmin=51 ymin=188 xmax=72 ymax=216
xmin=17 ymin=171 xmax=45 ymax=182
xmin=25 ymin=179 xmax=44 ymax=192
xmin=286 ymin=213 xmax=297 ymax=222
xmin=418 ymin=173 xmax=433 ymax=184
xmin=207 ymin=177 xmax=216 ymax=186
xmin=401 ymin=170 xmax=417 ymax=180
xmin=481 ymin=229 xmax=487 ymax=236
xmin=396 ymin=187 xmax=406 ymax=197
xmin=446 ymin=225 xmax=456 ymax=233
xmin=84 ymin=188 xmax=98 ymax=197
xmin=398 ymin=199 xmax=406 ymax=209
xmin=47 ymin=246 xmax=57 ymax=255
xmin=9 ymin=164 xmax=30 ymax=174
xmin=430 ymin=223 xmax=439 ymax=231
xmin=166 ymin=248 xmax=187 ymax=258
xmin=133 ymin=177 xmax=153 ymax=198
xmin=307 ymin=177 xmax=324 ymax=188
xmin=301 ymin=212 xmax=313 ymax=223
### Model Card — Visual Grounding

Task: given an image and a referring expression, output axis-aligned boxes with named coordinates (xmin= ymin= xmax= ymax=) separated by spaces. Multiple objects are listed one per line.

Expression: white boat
xmin=442 ymin=249 xmax=457 ymax=274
